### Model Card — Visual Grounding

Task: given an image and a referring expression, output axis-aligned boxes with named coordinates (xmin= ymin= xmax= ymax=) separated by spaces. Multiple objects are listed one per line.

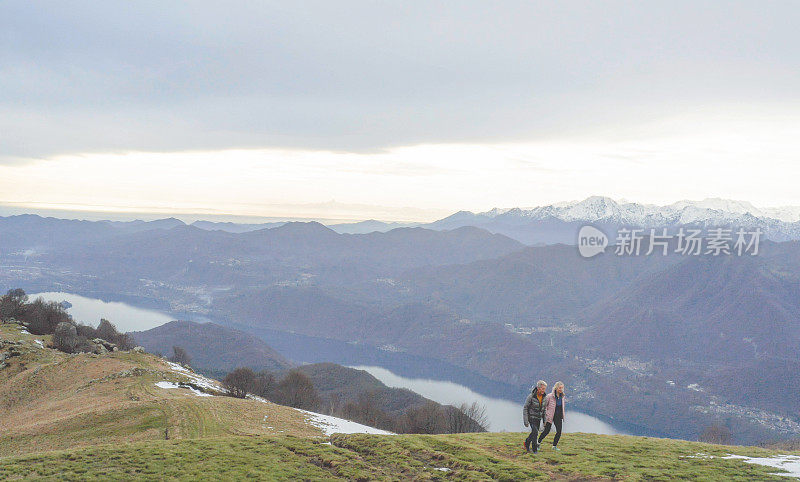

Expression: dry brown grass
xmin=0 ymin=324 xmax=324 ymax=458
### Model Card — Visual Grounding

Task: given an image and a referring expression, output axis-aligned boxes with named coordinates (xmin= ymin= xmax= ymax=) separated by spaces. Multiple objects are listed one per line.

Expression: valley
xmin=2 ymin=207 xmax=800 ymax=445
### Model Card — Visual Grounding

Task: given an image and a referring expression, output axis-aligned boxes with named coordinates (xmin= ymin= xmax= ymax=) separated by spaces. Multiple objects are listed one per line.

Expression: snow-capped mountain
xmin=426 ymin=196 xmax=800 ymax=245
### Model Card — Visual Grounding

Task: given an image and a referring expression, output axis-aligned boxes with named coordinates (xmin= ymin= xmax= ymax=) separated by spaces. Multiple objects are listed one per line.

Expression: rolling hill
xmin=3 ymin=320 xmax=800 ymax=480
xmin=0 ymin=322 xmax=381 ymax=459
xmin=130 ymin=320 xmax=293 ymax=374
xmin=580 ymin=255 xmax=800 ymax=363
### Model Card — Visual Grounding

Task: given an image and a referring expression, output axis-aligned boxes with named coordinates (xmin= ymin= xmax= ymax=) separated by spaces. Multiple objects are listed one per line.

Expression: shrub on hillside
xmin=21 ymin=298 xmax=72 ymax=335
xmin=253 ymin=371 xmax=276 ymax=399
xmin=274 ymin=370 xmax=321 ymax=411
xmin=223 ymin=367 xmax=256 ymax=398
xmin=338 ymin=390 xmax=396 ymax=432
xmin=74 ymin=320 xmax=132 ymax=351
xmin=0 ymin=288 xmax=134 ymax=354
xmin=402 ymin=401 xmax=446 ymax=434
xmin=95 ymin=319 xmax=134 ymax=350
xmin=169 ymin=346 xmax=192 ymax=366
xmin=447 ymin=402 xmax=489 ymax=433
xmin=244 ymin=365 xmax=489 ymax=434
xmin=0 ymin=289 xmax=28 ymax=321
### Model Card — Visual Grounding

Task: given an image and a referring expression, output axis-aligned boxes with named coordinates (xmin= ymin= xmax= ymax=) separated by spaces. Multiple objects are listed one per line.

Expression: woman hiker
xmin=538 ymin=381 xmax=566 ymax=450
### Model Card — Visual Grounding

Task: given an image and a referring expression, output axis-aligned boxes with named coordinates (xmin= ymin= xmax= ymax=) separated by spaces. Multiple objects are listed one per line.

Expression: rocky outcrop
xmin=91 ymin=338 xmax=118 ymax=354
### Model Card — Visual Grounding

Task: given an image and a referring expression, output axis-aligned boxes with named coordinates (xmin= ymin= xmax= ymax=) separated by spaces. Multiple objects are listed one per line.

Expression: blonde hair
xmin=552 ymin=381 xmax=565 ymax=396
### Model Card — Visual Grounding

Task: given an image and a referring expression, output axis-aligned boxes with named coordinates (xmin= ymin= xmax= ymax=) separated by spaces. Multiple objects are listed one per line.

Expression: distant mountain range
xmin=427 ymin=197 xmax=800 ymax=244
xmin=192 ymin=197 xmax=800 ymax=244
xmin=3 ymin=198 xmax=800 ymax=443
xmin=3 ymin=196 xmax=799 ymax=249
xmin=478 ymin=197 xmax=800 ymax=224
xmin=141 ymin=197 xmax=800 ymax=244
xmin=187 ymin=197 xmax=800 ymax=244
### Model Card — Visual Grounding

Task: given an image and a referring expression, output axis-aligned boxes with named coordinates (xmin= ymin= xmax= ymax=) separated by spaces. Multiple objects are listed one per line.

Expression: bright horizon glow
xmin=2 ymin=108 xmax=800 ymax=222
xmin=3 ymin=2 xmax=799 ymax=221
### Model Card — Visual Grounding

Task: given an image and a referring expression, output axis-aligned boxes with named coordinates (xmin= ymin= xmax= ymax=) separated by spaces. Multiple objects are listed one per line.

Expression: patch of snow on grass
xmin=686 ymin=453 xmax=800 ymax=478
xmin=246 ymin=391 xmax=392 ymax=435
xmin=33 ymin=339 xmax=44 ymax=348
xmin=154 ymin=381 xmax=213 ymax=397
xmin=297 ymin=409 xmax=394 ymax=436
xmin=684 ymin=453 xmax=714 ymax=459
xmin=164 ymin=361 xmax=220 ymax=391
xmin=721 ymin=454 xmax=800 ymax=479
xmin=433 ymin=467 xmax=451 ymax=472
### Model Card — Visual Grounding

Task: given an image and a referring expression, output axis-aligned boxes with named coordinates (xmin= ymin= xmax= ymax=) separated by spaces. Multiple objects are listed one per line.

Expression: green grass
xmin=3 ymin=326 xmax=797 ymax=480
xmin=0 ymin=432 xmax=797 ymax=481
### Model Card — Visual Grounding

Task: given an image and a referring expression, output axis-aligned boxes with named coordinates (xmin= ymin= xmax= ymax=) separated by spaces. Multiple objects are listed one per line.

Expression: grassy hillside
xmin=130 ymin=319 xmax=293 ymax=373
xmin=1 ymin=432 xmax=798 ymax=480
xmin=0 ymin=323 xmax=322 ymax=458
xmin=2 ymin=322 xmax=798 ymax=480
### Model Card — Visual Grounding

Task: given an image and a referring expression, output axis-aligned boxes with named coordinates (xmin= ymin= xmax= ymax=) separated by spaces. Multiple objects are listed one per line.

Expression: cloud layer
xmin=3 ymin=1 xmax=799 ymax=161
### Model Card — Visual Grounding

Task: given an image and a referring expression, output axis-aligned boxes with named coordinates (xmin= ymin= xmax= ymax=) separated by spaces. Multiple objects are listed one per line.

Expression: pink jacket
xmin=543 ymin=393 xmax=565 ymax=424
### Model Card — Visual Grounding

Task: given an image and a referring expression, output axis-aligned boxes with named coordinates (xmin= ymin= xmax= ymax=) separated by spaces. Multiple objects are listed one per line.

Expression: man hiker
xmin=523 ymin=380 xmax=547 ymax=453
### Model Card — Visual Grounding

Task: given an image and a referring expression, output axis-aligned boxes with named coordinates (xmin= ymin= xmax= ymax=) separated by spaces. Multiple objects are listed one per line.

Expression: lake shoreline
xmin=26 ymin=290 xmax=636 ymax=435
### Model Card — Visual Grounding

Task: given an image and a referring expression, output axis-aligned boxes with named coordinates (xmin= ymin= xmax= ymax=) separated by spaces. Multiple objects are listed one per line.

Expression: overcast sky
xmin=1 ymin=1 xmax=799 ymax=220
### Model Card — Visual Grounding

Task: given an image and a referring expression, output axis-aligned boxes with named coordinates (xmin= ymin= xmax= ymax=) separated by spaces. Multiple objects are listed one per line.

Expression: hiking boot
xmin=553 ymin=446 xmax=560 ymax=451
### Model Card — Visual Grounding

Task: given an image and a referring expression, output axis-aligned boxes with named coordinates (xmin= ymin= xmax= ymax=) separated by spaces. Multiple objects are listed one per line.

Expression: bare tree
xmin=253 ymin=371 xmax=276 ymax=399
xmin=223 ymin=367 xmax=256 ymax=398
xmin=93 ymin=318 xmax=134 ymax=350
xmin=0 ymin=288 xmax=28 ymax=321
xmin=327 ymin=392 xmax=344 ymax=415
xmin=403 ymin=401 xmax=445 ymax=434
xmin=339 ymin=390 xmax=394 ymax=430
xmin=169 ymin=346 xmax=191 ymax=367
xmin=458 ymin=401 xmax=489 ymax=432
xmin=275 ymin=370 xmax=320 ymax=411
xmin=96 ymin=319 xmax=118 ymax=341
xmin=23 ymin=298 xmax=72 ymax=335
xmin=442 ymin=401 xmax=488 ymax=433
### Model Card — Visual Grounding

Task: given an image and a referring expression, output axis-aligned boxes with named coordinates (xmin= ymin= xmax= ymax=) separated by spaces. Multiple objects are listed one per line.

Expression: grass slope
xmin=0 ymin=323 xmax=322 ymax=458
xmin=2 ymin=323 xmax=799 ymax=480
xmin=1 ymin=433 xmax=798 ymax=481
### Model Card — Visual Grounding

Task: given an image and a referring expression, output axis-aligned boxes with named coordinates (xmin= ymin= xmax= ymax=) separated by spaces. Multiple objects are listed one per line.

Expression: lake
xmin=27 ymin=292 xmax=626 ymax=435
xmin=30 ymin=292 xmax=175 ymax=332
xmin=352 ymin=365 xmax=624 ymax=435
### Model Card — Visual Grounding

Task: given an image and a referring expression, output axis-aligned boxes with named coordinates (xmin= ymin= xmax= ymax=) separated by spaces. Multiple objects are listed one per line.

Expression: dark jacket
xmin=523 ymin=389 xmax=546 ymax=424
